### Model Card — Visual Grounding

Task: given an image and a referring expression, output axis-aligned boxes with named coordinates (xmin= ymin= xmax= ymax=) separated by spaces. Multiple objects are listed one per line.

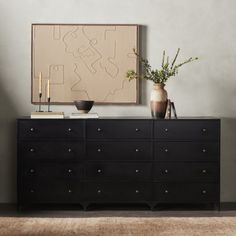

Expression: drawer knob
xmin=68 ymin=189 xmax=72 ymax=193
xmin=135 ymin=128 xmax=140 ymax=132
xmin=202 ymin=169 xmax=207 ymax=174
xmin=68 ymin=169 xmax=72 ymax=173
xmin=97 ymin=169 xmax=102 ymax=173
xmin=97 ymin=189 xmax=101 ymax=194
xmin=164 ymin=190 xmax=169 ymax=194
xmin=164 ymin=128 xmax=168 ymax=132
xmin=30 ymin=148 xmax=35 ymax=152
xmin=164 ymin=169 xmax=168 ymax=174
xmin=30 ymin=189 xmax=34 ymax=193
xmin=135 ymin=190 xmax=139 ymax=194
xmin=97 ymin=128 xmax=102 ymax=132
xmin=202 ymin=190 xmax=207 ymax=194
xmin=202 ymin=128 xmax=207 ymax=133
xmin=68 ymin=128 xmax=72 ymax=132
xmin=29 ymin=169 xmax=35 ymax=173
xmin=164 ymin=148 xmax=168 ymax=153
xmin=135 ymin=169 xmax=140 ymax=173
xmin=97 ymin=148 xmax=102 ymax=152
xmin=30 ymin=128 xmax=34 ymax=132
xmin=135 ymin=149 xmax=139 ymax=152
xmin=202 ymin=149 xmax=207 ymax=153
xmin=68 ymin=148 xmax=72 ymax=152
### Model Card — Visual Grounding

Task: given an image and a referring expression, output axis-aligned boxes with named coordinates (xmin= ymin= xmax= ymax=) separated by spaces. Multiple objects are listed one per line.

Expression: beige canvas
xmin=31 ymin=24 xmax=139 ymax=104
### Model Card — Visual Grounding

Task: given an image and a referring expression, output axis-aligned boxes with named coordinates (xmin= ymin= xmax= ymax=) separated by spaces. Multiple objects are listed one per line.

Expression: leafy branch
xmin=126 ymin=48 xmax=198 ymax=85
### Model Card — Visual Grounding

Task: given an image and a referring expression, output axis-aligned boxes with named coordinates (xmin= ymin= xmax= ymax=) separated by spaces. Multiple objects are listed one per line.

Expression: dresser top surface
xmin=18 ymin=116 xmax=220 ymax=121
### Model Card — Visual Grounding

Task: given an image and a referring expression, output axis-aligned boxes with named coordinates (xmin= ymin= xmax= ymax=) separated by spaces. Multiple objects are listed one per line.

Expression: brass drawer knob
xmin=97 ymin=128 xmax=102 ymax=132
xmin=68 ymin=128 xmax=72 ymax=132
xmin=202 ymin=149 xmax=206 ymax=153
xmin=164 ymin=148 xmax=168 ymax=153
xmin=164 ymin=190 xmax=169 ymax=194
xmin=164 ymin=169 xmax=168 ymax=174
xmin=97 ymin=189 xmax=101 ymax=194
xmin=135 ymin=190 xmax=139 ymax=194
xmin=164 ymin=128 xmax=168 ymax=132
xmin=202 ymin=128 xmax=207 ymax=133
xmin=135 ymin=149 xmax=139 ymax=152
xmin=29 ymin=169 xmax=35 ymax=173
xmin=97 ymin=148 xmax=102 ymax=152
xmin=97 ymin=169 xmax=102 ymax=173
xmin=30 ymin=148 xmax=35 ymax=152
xmin=202 ymin=190 xmax=207 ymax=194
xmin=135 ymin=128 xmax=140 ymax=132
xmin=30 ymin=128 xmax=34 ymax=132
xmin=202 ymin=169 xmax=207 ymax=174
xmin=68 ymin=148 xmax=72 ymax=152
xmin=135 ymin=169 xmax=140 ymax=173
xmin=68 ymin=169 xmax=72 ymax=173
xmin=68 ymin=189 xmax=72 ymax=193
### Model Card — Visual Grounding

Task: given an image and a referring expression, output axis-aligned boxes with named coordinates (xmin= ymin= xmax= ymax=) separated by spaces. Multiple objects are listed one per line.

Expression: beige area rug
xmin=1 ymin=216 xmax=236 ymax=236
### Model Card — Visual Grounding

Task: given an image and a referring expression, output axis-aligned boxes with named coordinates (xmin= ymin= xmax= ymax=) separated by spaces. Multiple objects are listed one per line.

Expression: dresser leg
xmin=82 ymin=202 xmax=89 ymax=211
xmin=148 ymin=203 xmax=156 ymax=211
xmin=17 ymin=203 xmax=23 ymax=211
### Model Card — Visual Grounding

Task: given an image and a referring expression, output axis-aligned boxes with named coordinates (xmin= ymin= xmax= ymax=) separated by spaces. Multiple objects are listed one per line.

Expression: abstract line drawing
xmin=53 ymin=25 xmax=61 ymax=40
xmin=31 ymin=24 xmax=139 ymax=104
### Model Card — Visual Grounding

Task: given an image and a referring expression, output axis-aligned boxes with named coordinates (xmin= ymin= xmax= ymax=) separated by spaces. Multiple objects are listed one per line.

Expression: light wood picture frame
xmin=31 ymin=24 xmax=139 ymax=104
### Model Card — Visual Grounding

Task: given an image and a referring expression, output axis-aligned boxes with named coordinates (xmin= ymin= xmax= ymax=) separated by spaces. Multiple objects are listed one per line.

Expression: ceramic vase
xmin=150 ymin=83 xmax=168 ymax=118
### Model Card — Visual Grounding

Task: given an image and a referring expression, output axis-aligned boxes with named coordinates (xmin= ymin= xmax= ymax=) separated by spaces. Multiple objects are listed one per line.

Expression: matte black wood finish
xmin=86 ymin=120 xmax=152 ymax=139
xmin=17 ymin=118 xmax=220 ymax=210
xmin=87 ymin=141 xmax=152 ymax=161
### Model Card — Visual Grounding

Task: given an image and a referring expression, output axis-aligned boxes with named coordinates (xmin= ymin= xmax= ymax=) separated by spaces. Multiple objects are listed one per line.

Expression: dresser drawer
xmin=87 ymin=141 xmax=152 ymax=160
xmin=155 ymin=142 xmax=219 ymax=161
xmin=154 ymin=183 xmax=219 ymax=203
xmin=85 ymin=182 xmax=151 ymax=201
xmin=21 ymin=163 xmax=83 ymax=179
xmin=155 ymin=120 xmax=220 ymax=140
xmin=18 ymin=120 xmax=84 ymax=139
xmin=18 ymin=141 xmax=85 ymax=160
xmin=154 ymin=163 xmax=219 ymax=182
xmin=87 ymin=120 xmax=152 ymax=139
xmin=20 ymin=181 xmax=83 ymax=203
xmin=86 ymin=162 xmax=152 ymax=181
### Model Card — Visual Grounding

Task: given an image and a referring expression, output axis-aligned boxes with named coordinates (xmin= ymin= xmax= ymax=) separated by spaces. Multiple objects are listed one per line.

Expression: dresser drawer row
xmin=20 ymin=182 xmax=219 ymax=204
xmin=21 ymin=162 xmax=219 ymax=182
xmin=18 ymin=120 xmax=220 ymax=140
xmin=18 ymin=141 xmax=219 ymax=161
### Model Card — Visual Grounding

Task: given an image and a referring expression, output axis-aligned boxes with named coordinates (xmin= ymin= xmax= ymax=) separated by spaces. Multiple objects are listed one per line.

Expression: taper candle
xmin=47 ymin=79 xmax=50 ymax=98
xmin=39 ymin=72 xmax=42 ymax=94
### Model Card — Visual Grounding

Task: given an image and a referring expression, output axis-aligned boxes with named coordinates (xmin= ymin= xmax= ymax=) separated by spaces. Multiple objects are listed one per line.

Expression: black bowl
xmin=74 ymin=100 xmax=94 ymax=113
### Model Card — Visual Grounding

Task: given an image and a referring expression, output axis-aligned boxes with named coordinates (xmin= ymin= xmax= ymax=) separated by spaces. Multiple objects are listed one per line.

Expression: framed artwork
xmin=31 ymin=24 xmax=139 ymax=104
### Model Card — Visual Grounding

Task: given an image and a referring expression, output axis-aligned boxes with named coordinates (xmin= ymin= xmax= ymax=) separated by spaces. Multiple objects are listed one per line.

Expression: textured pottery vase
xmin=150 ymin=83 xmax=168 ymax=118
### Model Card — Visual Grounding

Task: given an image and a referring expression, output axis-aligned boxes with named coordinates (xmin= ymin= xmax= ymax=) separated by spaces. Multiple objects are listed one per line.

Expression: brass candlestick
xmin=47 ymin=97 xmax=51 ymax=112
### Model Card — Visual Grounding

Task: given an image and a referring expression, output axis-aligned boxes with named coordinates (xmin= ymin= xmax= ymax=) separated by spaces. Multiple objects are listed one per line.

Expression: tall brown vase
xmin=150 ymin=83 xmax=168 ymax=118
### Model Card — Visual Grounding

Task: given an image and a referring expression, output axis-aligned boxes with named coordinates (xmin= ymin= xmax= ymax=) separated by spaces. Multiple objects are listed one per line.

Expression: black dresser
xmin=17 ymin=117 xmax=220 ymax=210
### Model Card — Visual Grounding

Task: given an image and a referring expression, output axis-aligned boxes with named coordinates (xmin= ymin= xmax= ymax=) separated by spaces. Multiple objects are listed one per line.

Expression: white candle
xmin=47 ymin=79 xmax=50 ymax=99
xmin=39 ymin=72 xmax=42 ymax=94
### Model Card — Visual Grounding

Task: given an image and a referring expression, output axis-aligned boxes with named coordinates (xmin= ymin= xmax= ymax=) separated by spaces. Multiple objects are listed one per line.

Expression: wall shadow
xmin=0 ymin=80 xmax=18 ymax=203
xmin=139 ymin=25 xmax=148 ymax=105
xmin=220 ymin=118 xmax=236 ymax=202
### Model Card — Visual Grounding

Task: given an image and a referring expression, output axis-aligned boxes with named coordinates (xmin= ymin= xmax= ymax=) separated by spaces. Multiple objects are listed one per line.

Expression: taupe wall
xmin=0 ymin=0 xmax=236 ymax=203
